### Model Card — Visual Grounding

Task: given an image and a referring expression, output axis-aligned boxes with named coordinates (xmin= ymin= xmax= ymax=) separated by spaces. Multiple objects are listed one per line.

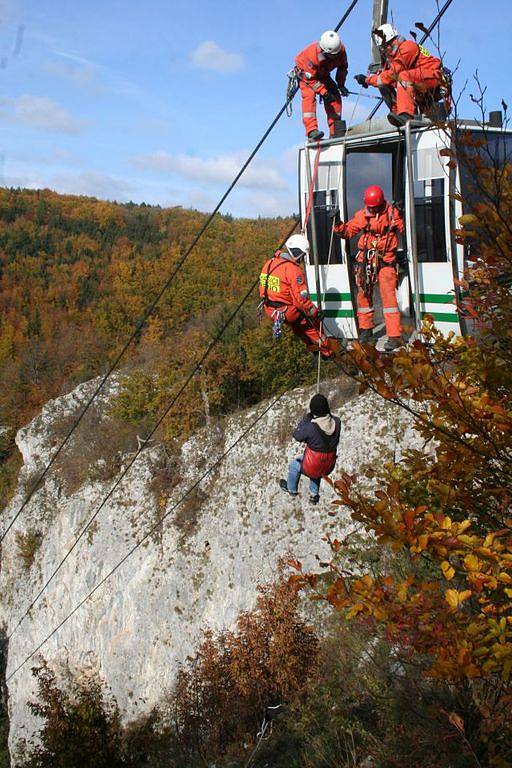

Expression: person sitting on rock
xmin=279 ymin=393 xmax=341 ymax=505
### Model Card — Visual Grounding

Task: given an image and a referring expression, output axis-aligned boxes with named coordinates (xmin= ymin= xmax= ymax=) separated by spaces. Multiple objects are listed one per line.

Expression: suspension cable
xmin=366 ymin=0 xmax=456 ymax=121
xmin=6 ymin=381 xmax=298 ymax=683
xmin=0 ymin=0 xmax=361 ymax=545
xmin=4 ymin=0 xmax=363 ymax=663
xmin=6 ymin=219 xmax=299 ymax=643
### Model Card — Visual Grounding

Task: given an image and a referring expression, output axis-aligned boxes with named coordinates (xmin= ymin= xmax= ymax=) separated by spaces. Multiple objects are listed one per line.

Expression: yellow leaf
xmin=464 ymin=554 xmax=480 ymax=572
xmin=441 ymin=561 xmax=455 ymax=580
xmin=445 ymin=589 xmax=472 ymax=608
xmin=445 ymin=589 xmax=460 ymax=608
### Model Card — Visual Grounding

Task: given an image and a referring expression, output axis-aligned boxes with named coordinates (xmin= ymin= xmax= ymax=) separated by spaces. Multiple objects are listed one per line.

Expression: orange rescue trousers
xmin=299 ymin=82 xmax=341 ymax=137
xmin=394 ymin=69 xmax=442 ymax=116
xmin=263 ymin=304 xmax=333 ymax=358
xmin=357 ymin=264 xmax=401 ymax=337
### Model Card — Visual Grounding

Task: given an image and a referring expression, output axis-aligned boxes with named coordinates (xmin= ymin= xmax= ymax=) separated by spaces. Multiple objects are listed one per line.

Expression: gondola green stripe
xmin=324 ymin=309 xmax=354 ymax=318
xmin=418 ymin=293 xmax=456 ymax=304
xmin=310 ymin=292 xmax=352 ymax=302
xmin=421 ymin=312 xmax=459 ymax=323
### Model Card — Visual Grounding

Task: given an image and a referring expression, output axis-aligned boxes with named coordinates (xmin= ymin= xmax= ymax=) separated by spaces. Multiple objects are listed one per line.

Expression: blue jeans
xmin=287 ymin=457 xmax=321 ymax=496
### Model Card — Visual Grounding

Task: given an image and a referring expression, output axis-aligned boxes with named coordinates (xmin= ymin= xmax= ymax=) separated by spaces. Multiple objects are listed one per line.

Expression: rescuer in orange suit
xmin=332 ymin=185 xmax=404 ymax=352
xmin=259 ymin=234 xmax=334 ymax=359
xmin=295 ymin=30 xmax=349 ymax=141
xmin=354 ymin=24 xmax=442 ymax=127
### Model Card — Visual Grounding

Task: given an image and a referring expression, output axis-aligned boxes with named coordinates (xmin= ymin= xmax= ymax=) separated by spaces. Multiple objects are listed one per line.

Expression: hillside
xmin=0 ymin=371 xmax=420 ymax=757
xmin=0 ymin=188 xmax=315 ymax=508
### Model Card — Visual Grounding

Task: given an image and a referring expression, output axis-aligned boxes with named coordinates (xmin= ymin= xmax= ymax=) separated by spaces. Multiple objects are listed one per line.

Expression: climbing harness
xmin=356 ymin=247 xmax=380 ymax=300
xmin=286 ymin=67 xmax=299 ymax=116
xmin=271 ymin=309 xmax=285 ymax=340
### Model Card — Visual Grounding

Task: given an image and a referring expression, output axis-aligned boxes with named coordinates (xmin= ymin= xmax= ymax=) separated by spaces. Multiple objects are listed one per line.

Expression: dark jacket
xmin=293 ymin=412 xmax=341 ymax=479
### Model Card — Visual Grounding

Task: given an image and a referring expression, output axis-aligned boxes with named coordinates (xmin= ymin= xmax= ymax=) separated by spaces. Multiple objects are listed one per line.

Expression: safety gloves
xmin=354 ymin=74 xmax=368 ymax=88
xmin=338 ymin=84 xmax=349 ymax=97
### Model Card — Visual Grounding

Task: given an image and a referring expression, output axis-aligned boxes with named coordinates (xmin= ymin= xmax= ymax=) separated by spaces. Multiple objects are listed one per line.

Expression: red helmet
xmin=364 ymin=185 xmax=385 ymax=209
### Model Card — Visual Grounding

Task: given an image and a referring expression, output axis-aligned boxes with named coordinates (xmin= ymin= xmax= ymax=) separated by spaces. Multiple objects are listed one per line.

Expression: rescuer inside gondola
xmin=259 ymin=234 xmax=334 ymax=359
xmin=354 ymin=24 xmax=442 ymax=127
xmin=332 ymin=185 xmax=404 ymax=352
xmin=294 ymin=30 xmax=349 ymax=141
xmin=279 ymin=393 xmax=341 ymax=505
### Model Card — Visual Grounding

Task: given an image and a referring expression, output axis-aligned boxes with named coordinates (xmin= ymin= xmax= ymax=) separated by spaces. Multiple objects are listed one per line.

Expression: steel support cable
xmin=7 ymin=218 xmax=300 ymax=643
xmin=0 ymin=0 xmax=361 ymax=546
xmin=366 ymin=0 xmax=456 ymax=121
xmin=5 ymin=0 xmax=364 ymax=674
xmin=0 ymin=121 xmax=290 ymax=544
xmin=6 ymin=381 xmax=298 ymax=683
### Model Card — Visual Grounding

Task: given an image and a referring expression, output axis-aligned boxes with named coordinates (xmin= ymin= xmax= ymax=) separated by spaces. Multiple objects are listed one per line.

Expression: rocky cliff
xmin=0 ymin=375 xmax=422 ymax=756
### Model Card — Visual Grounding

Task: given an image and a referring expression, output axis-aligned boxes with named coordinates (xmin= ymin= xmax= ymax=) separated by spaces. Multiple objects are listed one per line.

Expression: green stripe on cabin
xmin=324 ymin=309 xmax=355 ymax=318
xmin=421 ymin=312 xmax=460 ymax=323
xmin=310 ymin=292 xmax=352 ymax=302
xmin=419 ymin=293 xmax=456 ymax=304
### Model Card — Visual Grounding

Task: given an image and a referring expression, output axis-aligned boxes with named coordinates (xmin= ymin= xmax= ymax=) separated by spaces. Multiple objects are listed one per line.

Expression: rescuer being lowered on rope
xmin=294 ymin=30 xmax=348 ymax=141
xmin=332 ymin=185 xmax=404 ymax=352
xmin=354 ymin=24 xmax=443 ymax=127
xmin=259 ymin=234 xmax=335 ymax=360
xmin=280 ymin=394 xmax=341 ymax=505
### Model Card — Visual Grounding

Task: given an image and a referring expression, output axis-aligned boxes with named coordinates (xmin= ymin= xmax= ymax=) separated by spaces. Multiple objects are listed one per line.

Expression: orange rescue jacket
xmin=259 ymin=251 xmax=318 ymax=318
xmin=295 ymin=42 xmax=348 ymax=96
xmin=367 ymin=39 xmax=441 ymax=88
xmin=334 ymin=203 xmax=404 ymax=263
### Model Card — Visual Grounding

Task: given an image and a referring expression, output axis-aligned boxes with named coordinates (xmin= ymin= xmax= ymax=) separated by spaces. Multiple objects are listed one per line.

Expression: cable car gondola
xmin=298 ymin=4 xmax=512 ymax=347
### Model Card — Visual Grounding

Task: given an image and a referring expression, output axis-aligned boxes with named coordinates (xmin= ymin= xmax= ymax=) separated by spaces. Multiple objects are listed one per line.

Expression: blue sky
xmin=0 ymin=0 xmax=510 ymax=217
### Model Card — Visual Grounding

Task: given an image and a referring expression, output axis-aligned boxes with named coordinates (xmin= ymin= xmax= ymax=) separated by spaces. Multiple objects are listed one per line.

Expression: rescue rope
xmin=6 ymin=383 xmax=300 ymax=683
xmin=5 ymin=0 xmax=364 ymax=669
xmin=7 ymin=219 xmax=300 ymax=644
xmin=1 ymin=0 xmax=362 ymax=546
xmin=302 ymin=144 xmax=322 ymax=233
xmin=316 ymin=337 xmax=322 ymax=393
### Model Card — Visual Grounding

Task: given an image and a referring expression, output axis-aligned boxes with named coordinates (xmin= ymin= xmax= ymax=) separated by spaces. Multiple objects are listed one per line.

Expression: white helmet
xmin=319 ymin=30 xmax=342 ymax=55
xmin=285 ymin=233 xmax=310 ymax=260
xmin=373 ymin=23 xmax=398 ymax=47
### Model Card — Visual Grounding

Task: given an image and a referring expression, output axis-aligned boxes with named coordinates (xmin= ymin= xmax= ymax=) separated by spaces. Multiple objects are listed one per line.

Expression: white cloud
xmin=237 ymin=190 xmax=298 ymax=218
xmin=190 ymin=40 xmax=245 ymax=74
xmin=3 ymin=94 xmax=88 ymax=133
xmin=51 ymin=170 xmax=134 ymax=201
xmin=44 ymin=60 xmax=100 ymax=90
xmin=131 ymin=150 xmax=287 ymax=191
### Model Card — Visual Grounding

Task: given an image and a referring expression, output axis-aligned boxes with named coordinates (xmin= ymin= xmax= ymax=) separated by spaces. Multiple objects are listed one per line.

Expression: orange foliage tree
xmin=292 ymin=124 xmax=512 ymax=766
xmin=170 ymin=578 xmax=318 ymax=766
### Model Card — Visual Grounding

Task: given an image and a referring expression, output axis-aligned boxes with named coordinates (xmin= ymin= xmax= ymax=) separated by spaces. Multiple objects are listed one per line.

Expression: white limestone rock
xmin=0 ymin=375 xmax=421 ymax=758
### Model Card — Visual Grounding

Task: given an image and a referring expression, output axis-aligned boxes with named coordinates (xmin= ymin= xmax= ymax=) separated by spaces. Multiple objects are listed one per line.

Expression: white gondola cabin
xmin=299 ymin=115 xmax=512 ymax=344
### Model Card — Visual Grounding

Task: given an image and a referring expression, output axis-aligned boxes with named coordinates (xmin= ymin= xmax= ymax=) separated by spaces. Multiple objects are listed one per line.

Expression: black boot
xmin=279 ymin=479 xmax=298 ymax=497
xmin=309 ymin=494 xmax=320 ymax=505
xmin=387 ymin=112 xmax=411 ymax=128
xmin=358 ymin=328 xmax=375 ymax=344
xmin=307 ymin=129 xmax=324 ymax=141
xmin=332 ymin=119 xmax=346 ymax=137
